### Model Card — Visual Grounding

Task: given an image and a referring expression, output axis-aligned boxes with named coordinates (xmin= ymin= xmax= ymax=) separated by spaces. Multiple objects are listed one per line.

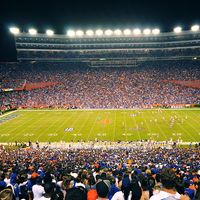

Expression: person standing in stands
xmin=96 ymin=179 xmax=111 ymax=200
xmin=150 ymin=168 xmax=190 ymax=200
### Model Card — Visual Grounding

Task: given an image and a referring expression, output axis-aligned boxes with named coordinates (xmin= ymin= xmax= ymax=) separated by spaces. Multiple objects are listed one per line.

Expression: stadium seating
xmin=1 ymin=60 xmax=200 ymax=110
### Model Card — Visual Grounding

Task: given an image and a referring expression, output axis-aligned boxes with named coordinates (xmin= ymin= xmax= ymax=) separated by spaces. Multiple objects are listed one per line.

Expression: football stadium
xmin=0 ymin=1 xmax=200 ymax=199
xmin=1 ymin=25 xmax=200 ymax=144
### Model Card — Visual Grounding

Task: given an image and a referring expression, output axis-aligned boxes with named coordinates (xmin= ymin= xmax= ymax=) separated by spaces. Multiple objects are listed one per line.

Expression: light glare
xmin=143 ymin=29 xmax=151 ymax=35
xmin=174 ymin=26 xmax=182 ymax=33
xmin=67 ymin=30 xmax=75 ymax=37
xmin=9 ymin=27 xmax=20 ymax=35
xmin=95 ymin=29 xmax=103 ymax=36
xmin=191 ymin=25 xmax=199 ymax=32
xmin=133 ymin=28 xmax=141 ymax=35
xmin=86 ymin=30 xmax=94 ymax=36
xmin=105 ymin=29 xmax=113 ymax=36
xmin=114 ymin=29 xmax=122 ymax=35
xmin=152 ymin=28 xmax=160 ymax=35
xmin=46 ymin=29 xmax=54 ymax=36
xmin=76 ymin=30 xmax=84 ymax=37
xmin=28 ymin=28 xmax=37 ymax=35
xmin=123 ymin=29 xmax=131 ymax=35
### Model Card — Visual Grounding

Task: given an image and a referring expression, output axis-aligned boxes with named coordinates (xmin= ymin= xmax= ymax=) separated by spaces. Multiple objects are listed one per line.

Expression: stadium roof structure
xmin=11 ymin=28 xmax=200 ymax=67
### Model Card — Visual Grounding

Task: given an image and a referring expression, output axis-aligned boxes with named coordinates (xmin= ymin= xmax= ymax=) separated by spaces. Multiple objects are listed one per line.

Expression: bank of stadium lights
xmin=46 ymin=29 xmax=54 ymax=36
xmin=95 ymin=29 xmax=103 ymax=36
xmin=173 ymin=26 xmax=182 ymax=33
xmin=9 ymin=27 xmax=20 ymax=35
xmin=191 ymin=25 xmax=199 ymax=32
xmin=143 ymin=28 xmax=151 ymax=35
xmin=11 ymin=25 xmax=200 ymax=37
xmin=86 ymin=30 xmax=94 ymax=36
xmin=152 ymin=28 xmax=160 ymax=35
xmin=28 ymin=28 xmax=37 ymax=35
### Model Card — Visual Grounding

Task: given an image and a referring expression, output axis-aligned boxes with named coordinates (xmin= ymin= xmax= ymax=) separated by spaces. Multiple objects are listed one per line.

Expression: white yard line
xmin=0 ymin=110 xmax=17 ymax=118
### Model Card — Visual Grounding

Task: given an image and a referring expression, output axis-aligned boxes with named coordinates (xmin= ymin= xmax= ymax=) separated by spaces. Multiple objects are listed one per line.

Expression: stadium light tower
xmin=46 ymin=29 xmax=54 ymax=36
xmin=105 ymin=29 xmax=113 ymax=36
xmin=28 ymin=28 xmax=37 ymax=35
xmin=86 ymin=30 xmax=94 ymax=36
xmin=9 ymin=27 xmax=20 ymax=35
xmin=173 ymin=26 xmax=182 ymax=33
xmin=123 ymin=29 xmax=132 ymax=35
xmin=191 ymin=25 xmax=199 ymax=32
xmin=95 ymin=29 xmax=103 ymax=36
xmin=114 ymin=29 xmax=122 ymax=36
xmin=76 ymin=30 xmax=84 ymax=37
xmin=143 ymin=28 xmax=151 ymax=35
xmin=67 ymin=30 xmax=76 ymax=37
xmin=133 ymin=28 xmax=141 ymax=35
xmin=152 ymin=28 xmax=160 ymax=35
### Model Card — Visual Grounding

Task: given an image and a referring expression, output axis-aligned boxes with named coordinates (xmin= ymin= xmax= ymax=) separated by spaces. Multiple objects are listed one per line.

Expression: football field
xmin=0 ymin=109 xmax=200 ymax=142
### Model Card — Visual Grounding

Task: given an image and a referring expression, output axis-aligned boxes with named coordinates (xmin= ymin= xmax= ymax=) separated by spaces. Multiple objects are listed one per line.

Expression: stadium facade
xmin=14 ymin=29 xmax=200 ymax=67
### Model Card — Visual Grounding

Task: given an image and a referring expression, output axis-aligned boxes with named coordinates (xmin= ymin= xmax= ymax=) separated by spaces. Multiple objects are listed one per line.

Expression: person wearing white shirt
xmin=32 ymin=178 xmax=45 ymax=200
xmin=150 ymin=168 xmax=189 ymax=200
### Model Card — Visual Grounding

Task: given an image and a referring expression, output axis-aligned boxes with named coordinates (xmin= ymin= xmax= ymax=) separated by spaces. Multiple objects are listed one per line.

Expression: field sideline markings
xmin=17 ymin=108 xmax=200 ymax=112
xmin=0 ymin=110 xmax=17 ymax=119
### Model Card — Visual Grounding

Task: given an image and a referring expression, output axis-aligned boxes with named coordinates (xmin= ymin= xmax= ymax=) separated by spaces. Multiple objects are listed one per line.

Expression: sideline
xmin=0 ymin=110 xmax=17 ymax=118
xmin=17 ymin=108 xmax=200 ymax=112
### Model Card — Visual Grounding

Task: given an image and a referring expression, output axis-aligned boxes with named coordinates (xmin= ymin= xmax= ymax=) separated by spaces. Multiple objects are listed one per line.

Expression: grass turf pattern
xmin=0 ymin=109 xmax=200 ymax=142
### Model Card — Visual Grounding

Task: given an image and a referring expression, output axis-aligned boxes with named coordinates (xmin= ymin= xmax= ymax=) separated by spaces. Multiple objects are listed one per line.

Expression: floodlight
xmin=123 ymin=29 xmax=131 ymax=35
xmin=114 ymin=29 xmax=122 ymax=35
xmin=28 ymin=28 xmax=37 ymax=35
xmin=173 ymin=26 xmax=182 ymax=33
xmin=191 ymin=25 xmax=199 ymax=32
xmin=86 ymin=30 xmax=94 ymax=36
xmin=95 ymin=29 xmax=103 ymax=36
xmin=9 ymin=27 xmax=20 ymax=35
xmin=76 ymin=30 xmax=84 ymax=37
xmin=152 ymin=28 xmax=160 ymax=35
xmin=133 ymin=28 xmax=141 ymax=35
xmin=143 ymin=29 xmax=151 ymax=35
xmin=105 ymin=29 xmax=113 ymax=36
xmin=67 ymin=30 xmax=75 ymax=37
xmin=46 ymin=29 xmax=54 ymax=36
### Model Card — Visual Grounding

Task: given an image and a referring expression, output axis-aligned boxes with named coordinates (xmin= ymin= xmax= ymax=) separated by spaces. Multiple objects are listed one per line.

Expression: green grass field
xmin=0 ymin=109 xmax=200 ymax=142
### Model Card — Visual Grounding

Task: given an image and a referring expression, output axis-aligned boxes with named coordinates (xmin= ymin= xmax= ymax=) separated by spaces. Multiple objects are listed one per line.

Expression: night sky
xmin=0 ymin=0 xmax=199 ymax=61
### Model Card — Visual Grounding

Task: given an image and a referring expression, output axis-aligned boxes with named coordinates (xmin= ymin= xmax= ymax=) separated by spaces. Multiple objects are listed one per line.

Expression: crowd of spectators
xmin=17 ymin=46 xmax=200 ymax=59
xmin=1 ymin=60 xmax=200 ymax=110
xmin=0 ymin=143 xmax=199 ymax=199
